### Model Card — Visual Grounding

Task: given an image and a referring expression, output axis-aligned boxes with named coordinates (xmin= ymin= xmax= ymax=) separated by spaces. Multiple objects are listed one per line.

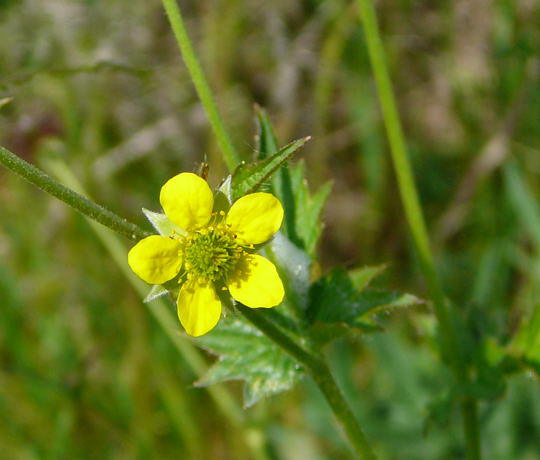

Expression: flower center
xmin=183 ymin=227 xmax=242 ymax=281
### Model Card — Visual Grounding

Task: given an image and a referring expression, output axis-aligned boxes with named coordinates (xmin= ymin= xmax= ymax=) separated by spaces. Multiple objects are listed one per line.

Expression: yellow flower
xmin=128 ymin=172 xmax=285 ymax=337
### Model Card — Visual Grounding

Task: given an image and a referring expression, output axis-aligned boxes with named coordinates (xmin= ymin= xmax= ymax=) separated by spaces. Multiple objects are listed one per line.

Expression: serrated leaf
xmin=307 ymin=268 xmax=421 ymax=327
xmin=276 ymin=161 xmax=332 ymax=256
xmin=349 ymin=264 xmax=387 ymax=292
xmin=253 ymin=107 xmax=330 ymax=255
xmin=309 ymin=321 xmax=383 ymax=346
xmin=255 ymin=105 xmax=279 ymax=160
xmin=366 ymin=293 xmax=422 ymax=315
xmin=144 ymin=284 xmax=169 ymax=303
xmin=294 ymin=170 xmax=332 ymax=255
xmin=195 ymin=317 xmax=303 ymax=407
xmin=231 ymin=136 xmax=310 ymax=201
xmin=142 ymin=208 xmax=185 ymax=237
xmin=254 ymin=107 xmax=301 ymax=250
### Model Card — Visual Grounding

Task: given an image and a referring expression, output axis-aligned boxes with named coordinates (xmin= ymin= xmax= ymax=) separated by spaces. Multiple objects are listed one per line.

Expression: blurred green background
xmin=1 ymin=0 xmax=540 ymax=458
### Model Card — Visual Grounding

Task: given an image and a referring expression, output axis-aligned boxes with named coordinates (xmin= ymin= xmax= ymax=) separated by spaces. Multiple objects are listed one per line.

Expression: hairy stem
xmin=0 ymin=146 xmax=150 ymax=241
xmin=239 ymin=306 xmax=377 ymax=459
xmin=355 ymin=1 xmax=480 ymax=458
xmin=161 ymin=0 xmax=240 ymax=172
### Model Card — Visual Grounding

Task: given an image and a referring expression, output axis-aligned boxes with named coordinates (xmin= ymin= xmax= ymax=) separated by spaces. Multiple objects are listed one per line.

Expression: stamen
xmin=183 ymin=227 xmax=242 ymax=282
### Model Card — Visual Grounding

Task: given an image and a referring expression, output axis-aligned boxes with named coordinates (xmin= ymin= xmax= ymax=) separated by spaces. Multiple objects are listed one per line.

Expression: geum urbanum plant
xmin=0 ymin=112 xmax=424 ymax=458
xmin=128 ymin=172 xmax=285 ymax=336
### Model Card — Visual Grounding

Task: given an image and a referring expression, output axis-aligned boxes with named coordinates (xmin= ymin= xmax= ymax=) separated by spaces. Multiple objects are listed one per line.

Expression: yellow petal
xmin=227 ymin=254 xmax=284 ymax=308
xmin=177 ymin=281 xmax=222 ymax=337
xmin=160 ymin=172 xmax=214 ymax=231
xmin=225 ymin=193 xmax=283 ymax=245
xmin=128 ymin=235 xmax=182 ymax=284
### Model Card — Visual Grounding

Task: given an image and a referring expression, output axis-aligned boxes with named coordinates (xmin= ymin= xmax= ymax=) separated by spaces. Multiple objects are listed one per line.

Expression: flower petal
xmin=225 ymin=193 xmax=283 ymax=245
xmin=128 ymin=235 xmax=182 ymax=284
xmin=177 ymin=281 xmax=222 ymax=337
xmin=227 ymin=254 xmax=284 ymax=308
xmin=160 ymin=172 xmax=214 ymax=231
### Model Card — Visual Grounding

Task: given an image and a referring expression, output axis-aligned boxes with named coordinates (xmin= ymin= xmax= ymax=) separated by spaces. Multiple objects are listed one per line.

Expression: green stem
xmin=355 ymin=1 xmax=480 ymax=458
xmin=0 ymin=146 xmax=149 ymax=241
xmin=239 ymin=306 xmax=377 ymax=459
xmin=161 ymin=0 xmax=240 ymax=172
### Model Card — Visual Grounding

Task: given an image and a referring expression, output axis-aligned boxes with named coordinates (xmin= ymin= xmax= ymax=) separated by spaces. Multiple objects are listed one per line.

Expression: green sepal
xmin=142 ymin=208 xmax=185 ymax=237
xmin=212 ymin=175 xmax=232 ymax=214
xmin=195 ymin=317 xmax=303 ymax=407
xmin=144 ymin=284 xmax=169 ymax=303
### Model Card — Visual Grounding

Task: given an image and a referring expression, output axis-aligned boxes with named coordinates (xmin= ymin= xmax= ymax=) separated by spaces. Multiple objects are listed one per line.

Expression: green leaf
xmin=268 ymin=232 xmax=312 ymax=312
xmin=308 ymin=321 xmax=383 ymax=346
xmin=231 ymin=136 xmax=310 ymax=201
xmin=349 ymin=264 xmax=387 ymax=292
xmin=195 ymin=317 xmax=303 ymax=407
xmin=276 ymin=161 xmax=332 ymax=256
xmin=254 ymin=107 xmax=330 ymax=255
xmin=307 ymin=268 xmax=421 ymax=327
xmin=142 ymin=208 xmax=185 ymax=237
xmin=510 ymin=304 xmax=540 ymax=375
xmin=255 ymin=105 xmax=279 ymax=160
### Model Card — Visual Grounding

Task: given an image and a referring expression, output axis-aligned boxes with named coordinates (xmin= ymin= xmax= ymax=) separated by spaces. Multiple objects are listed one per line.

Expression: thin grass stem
xmin=355 ymin=1 xmax=480 ymax=458
xmin=161 ymin=0 xmax=240 ymax=172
